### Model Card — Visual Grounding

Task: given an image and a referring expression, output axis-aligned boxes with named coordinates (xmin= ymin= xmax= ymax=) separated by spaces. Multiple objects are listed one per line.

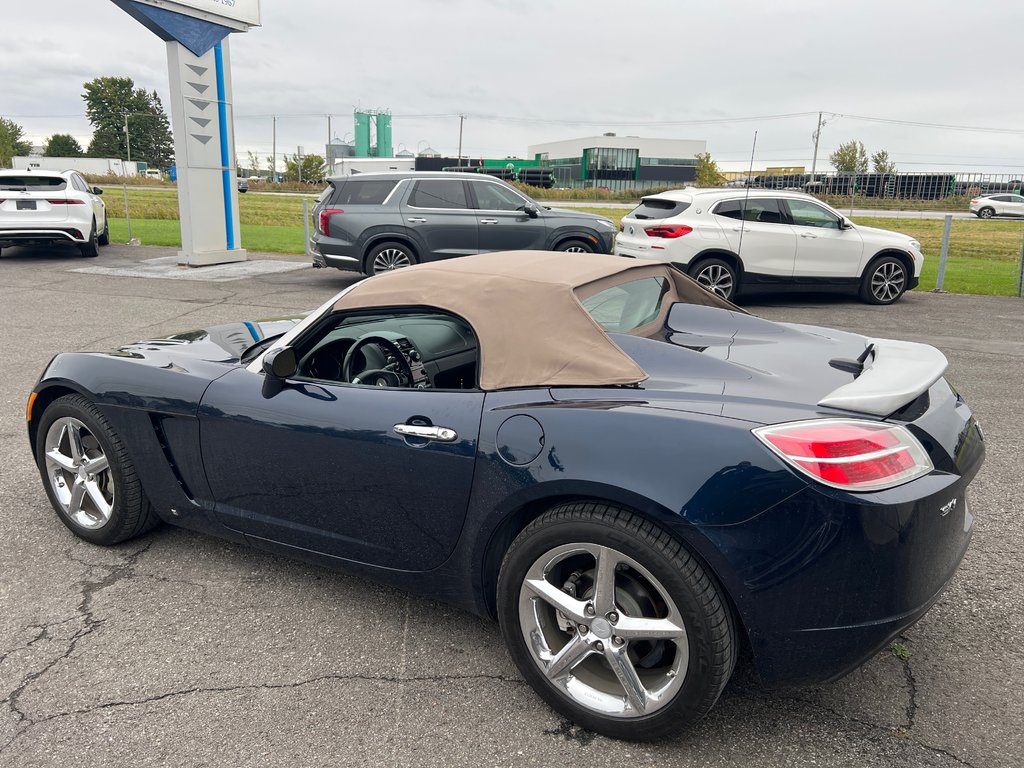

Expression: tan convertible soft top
xmin=333 ymin=251 xmax=738 ymax=390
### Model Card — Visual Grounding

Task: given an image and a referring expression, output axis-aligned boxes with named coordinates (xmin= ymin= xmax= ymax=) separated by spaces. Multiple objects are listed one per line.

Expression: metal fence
xmin=732 ymin=172 xmax=1023 ymax=200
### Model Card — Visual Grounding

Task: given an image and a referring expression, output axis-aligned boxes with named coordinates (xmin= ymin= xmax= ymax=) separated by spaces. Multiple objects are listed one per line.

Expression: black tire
xmin=859 ymin=255 xmax=909 ymax=305
xmin=365 ymin=241 xmax=418 ymax=276
xmin=557 ymin=239 xmax=594 ymax=253
xmin=80 ymin=220 xmax=99 ymax=257
xmin=688 ymin=257 xmax=738 ymax=301
xmin=97 ymin=216 xmax=110 ymax=246
xmin=35 ymin=394 xmax=159 ymax=546
xmin=977 ymin=207 xmax=995 ymax=219
xmin=497 ymin=501 xmax=736 ymax=741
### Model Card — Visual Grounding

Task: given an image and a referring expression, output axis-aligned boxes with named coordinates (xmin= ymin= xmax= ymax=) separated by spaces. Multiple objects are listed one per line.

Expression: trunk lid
xmin=0 ymin=174 xmax=71 ymax=224
xmin=551 ymin=303 xmax=944 ymax=426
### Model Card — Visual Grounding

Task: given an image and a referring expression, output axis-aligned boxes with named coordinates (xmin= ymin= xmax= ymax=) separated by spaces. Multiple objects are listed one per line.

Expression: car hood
xmin=111 ymin=317 xmax=303 ymax=367
xmin=544 ymin=206 xmax=614 ymax=224
xmin=552 ymin=304 xmax=886 ymax=425
xmin=854 ymin=224 xmax=916 ymax=245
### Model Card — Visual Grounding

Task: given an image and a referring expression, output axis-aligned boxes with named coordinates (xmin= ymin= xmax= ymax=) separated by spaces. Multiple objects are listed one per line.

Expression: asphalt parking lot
xmin=1 ymin=243 xmax=1021 ymax=767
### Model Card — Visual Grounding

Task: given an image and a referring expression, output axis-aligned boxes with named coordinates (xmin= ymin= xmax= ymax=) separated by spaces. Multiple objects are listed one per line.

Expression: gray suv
xmin=309 ymin=172 xmax=617 ymax=275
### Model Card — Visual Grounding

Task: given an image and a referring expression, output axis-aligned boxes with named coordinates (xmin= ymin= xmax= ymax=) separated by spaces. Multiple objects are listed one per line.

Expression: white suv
xmin=614 ymin=188 xmax=923 ymax=304
xmin=0 ymin=169 xmax=109 ymax=257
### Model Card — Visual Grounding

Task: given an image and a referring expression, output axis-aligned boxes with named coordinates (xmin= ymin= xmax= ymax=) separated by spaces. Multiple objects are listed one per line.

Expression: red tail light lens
xmin=618 ymin=221 xmax=624 ymax=232
xmin=319 ymin=208 xmax=343 ymax=236
xmin=47 ymin=199 xmax=86 ymax=204
xmin=753 ymin=419 xmax=932 ymax=491
xmin=644 ymin=225 xmax=692 ymax=238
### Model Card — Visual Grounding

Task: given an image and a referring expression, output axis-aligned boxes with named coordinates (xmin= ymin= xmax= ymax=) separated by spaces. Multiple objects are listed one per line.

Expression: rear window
xmin=333 ymin=180 xmax=397 ymax=205
xmin=0 ymin=175 xmax=67 ymax=191
xmin=581 ymin=277 xmax=670 ymax=333
xmin=628 ymin=198 xmax=690 ymax=220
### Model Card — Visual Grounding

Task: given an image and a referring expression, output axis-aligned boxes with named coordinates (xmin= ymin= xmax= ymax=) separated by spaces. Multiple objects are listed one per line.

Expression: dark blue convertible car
xmin=27 ymin=251 xmax=984 ymax=739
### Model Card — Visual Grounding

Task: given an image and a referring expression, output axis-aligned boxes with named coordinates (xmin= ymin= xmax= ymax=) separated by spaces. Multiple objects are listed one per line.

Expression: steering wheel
xmin=342 ymin=335 xmax=413 ymax=387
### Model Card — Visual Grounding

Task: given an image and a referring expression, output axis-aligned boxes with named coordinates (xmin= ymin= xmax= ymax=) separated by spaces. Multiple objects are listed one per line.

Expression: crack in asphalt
xmin=896 ymin=634 xmax=918 ymax=730
xmin=771 ymin=671 xmax=977 ymax=768
xmin=0 ymin=541 xmax=154 ymax=752
xmin=1 ymin=671 xmax=525 ymax=750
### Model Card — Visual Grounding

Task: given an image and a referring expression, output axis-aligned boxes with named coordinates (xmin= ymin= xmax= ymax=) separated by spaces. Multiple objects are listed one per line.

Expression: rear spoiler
xmin=818 ymin=338 xmax=948 ymax=417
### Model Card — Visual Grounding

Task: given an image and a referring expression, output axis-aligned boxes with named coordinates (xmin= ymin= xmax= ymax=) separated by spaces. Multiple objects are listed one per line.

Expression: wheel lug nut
xmin=613 ymin=636 xmax=624 ymax=646
xmin=578 ymin=624 xmax=588 ymax=635
xmin=584 ymin=603 xmax=595 ymax=616
xmin=594 ymin=641 xmax=604 ymax=651
xmin=607 ymin=612 xmax=619 ymax=623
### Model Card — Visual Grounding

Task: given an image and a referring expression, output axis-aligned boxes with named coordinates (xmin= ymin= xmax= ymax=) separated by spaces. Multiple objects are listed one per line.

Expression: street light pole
xmin=122 ymin=112 xmax=135 ymax=243
xmin=123 ymin=113 xmax=133 ymax=169
xmin=457 ymin=114 xmax=465 ymax=167
xmin=810 ymin=111 xmax=823 ymax=177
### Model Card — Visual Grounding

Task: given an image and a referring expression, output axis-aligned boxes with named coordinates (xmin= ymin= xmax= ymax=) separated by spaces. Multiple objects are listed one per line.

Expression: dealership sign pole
xmin=110 ymin=1 xmax=260 ymax=266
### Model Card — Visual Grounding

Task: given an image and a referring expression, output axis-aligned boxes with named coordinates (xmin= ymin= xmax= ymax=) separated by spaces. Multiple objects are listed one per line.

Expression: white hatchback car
xmin=970 ymin=193 xmax=1024 ymax=219
xmin=0 ymin=169 xmax=109 ymax=257
xmin=614 ymin=188 xmax=924 ymax=304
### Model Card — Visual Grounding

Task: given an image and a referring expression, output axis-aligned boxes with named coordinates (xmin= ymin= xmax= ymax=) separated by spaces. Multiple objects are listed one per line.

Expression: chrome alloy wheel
xmin=695 ymin=264 xmax=734 ymax=298
xmin=372 ymin=248 xmax=412 ymax=272
xmin=43 ymin=416 xmax=114 ymax=530
xmin=870 ymin=261 xmax=906 ymax=303
xmin=518 ymin=543 xmax=688 ymax=718
xmin=564 ymin=245 xmax=589 ymax=253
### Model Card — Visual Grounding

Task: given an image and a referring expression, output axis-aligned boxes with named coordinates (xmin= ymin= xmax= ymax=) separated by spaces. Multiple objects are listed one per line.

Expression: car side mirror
xmin=839 ymin=217 xmax=853 ymax=230
xmin=263 ymin=346 xmax=297 ymax=379
xmin=261 ymin=346 xmax=297 ymax=398
xmin=523 ymin=204 xmax=539 ymax=218
xmin=93 ymin=187 xmax=103 ymax=195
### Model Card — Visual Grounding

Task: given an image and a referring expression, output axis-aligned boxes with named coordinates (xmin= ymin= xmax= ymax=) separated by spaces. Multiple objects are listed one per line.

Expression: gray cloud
xmin=3 ymin=0 xmax=1021 ymax=171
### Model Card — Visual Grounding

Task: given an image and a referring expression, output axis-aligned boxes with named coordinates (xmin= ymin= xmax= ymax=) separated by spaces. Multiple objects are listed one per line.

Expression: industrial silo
xmin=375 ymin=113 xmax=393 ymax=158
xmin=354 ymin=112 xmax=371 ymax=158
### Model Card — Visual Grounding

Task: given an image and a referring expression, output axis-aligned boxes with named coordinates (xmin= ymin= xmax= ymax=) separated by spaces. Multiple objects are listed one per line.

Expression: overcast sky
xmin=3 ymin=0 xmax=1023 ymax=173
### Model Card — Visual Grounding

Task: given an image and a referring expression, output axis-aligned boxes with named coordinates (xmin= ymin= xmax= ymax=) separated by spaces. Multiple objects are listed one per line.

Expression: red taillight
xmin=618 ymin=221 xmax=624 ymax=232
xmin=319 ymin=208 xmax=343 ymax=236
xmin=753 ymin=419 xmax=932 ymax=491
xmin=46 ymin=199 xmax=86 ymax=204
xmin=970 ymin=198 xmax=979 ymax=204
xmin=644 ymin=225 xmax=692 ymax=238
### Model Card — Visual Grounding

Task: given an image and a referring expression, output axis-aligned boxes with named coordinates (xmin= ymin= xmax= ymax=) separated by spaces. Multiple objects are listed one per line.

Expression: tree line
xmin=1 ymin=76 xmax=173 ymax=170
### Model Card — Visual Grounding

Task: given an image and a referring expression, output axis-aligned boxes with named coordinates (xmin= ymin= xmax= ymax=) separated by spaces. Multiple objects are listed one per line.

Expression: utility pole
xmin=810 ymin=111 xmax=823 ymax=177
xmin=457 ymin=113 xmax=465 ymax=167
xmin=327 ymin=114 xmax=332 ymax=151
xmin=271 ymin=114 xmax=277 ymax=182
xmin=123 ymin=113 xmax=132 ymax=168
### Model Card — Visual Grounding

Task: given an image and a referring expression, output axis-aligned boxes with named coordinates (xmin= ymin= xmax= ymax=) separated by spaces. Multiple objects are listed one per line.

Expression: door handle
xmin=731 ymin=226 xmax=744 ymax=232
xmin=800 ymin=232 xmax=818 ymax=238
xmin=393 ymin=423 xmax=458 ymax=442
xmin=479 ymin=218 xmax=499 ymax=224
xmin=407 ymin=217 xmax=427 ymax=223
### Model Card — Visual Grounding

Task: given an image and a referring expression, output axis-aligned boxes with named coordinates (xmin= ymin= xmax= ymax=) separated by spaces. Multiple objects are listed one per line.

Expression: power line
xmin=828 ymin=112 xmax=1024 ymax=135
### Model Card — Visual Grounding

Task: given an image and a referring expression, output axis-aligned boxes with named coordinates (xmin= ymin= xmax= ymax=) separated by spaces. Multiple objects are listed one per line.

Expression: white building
xmin=527 ymin=134 xmax=707 ymax=189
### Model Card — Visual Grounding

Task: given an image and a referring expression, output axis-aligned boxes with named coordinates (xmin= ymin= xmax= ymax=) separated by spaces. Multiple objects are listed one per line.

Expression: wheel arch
xmin=551 ymin=230 xmax=602 ymax=251
xmin=477 ymin=486 xmax=751 ymax=656
xmin=27 ymin=382 xmax=92 ymax=448
xmin=360 ymin=233 xmax=421 ymax=271
xmin=864 ymin=248 xmax=914 ymax=279
xmin=685 ymin=249 xmax=744 ymax=278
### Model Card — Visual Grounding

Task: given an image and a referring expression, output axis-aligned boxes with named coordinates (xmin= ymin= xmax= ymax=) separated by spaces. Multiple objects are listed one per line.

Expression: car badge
xmin=939 ymin=498 xmax=958 ymax=517
xmin=628 ymin=226 xmax=634 ymax=234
